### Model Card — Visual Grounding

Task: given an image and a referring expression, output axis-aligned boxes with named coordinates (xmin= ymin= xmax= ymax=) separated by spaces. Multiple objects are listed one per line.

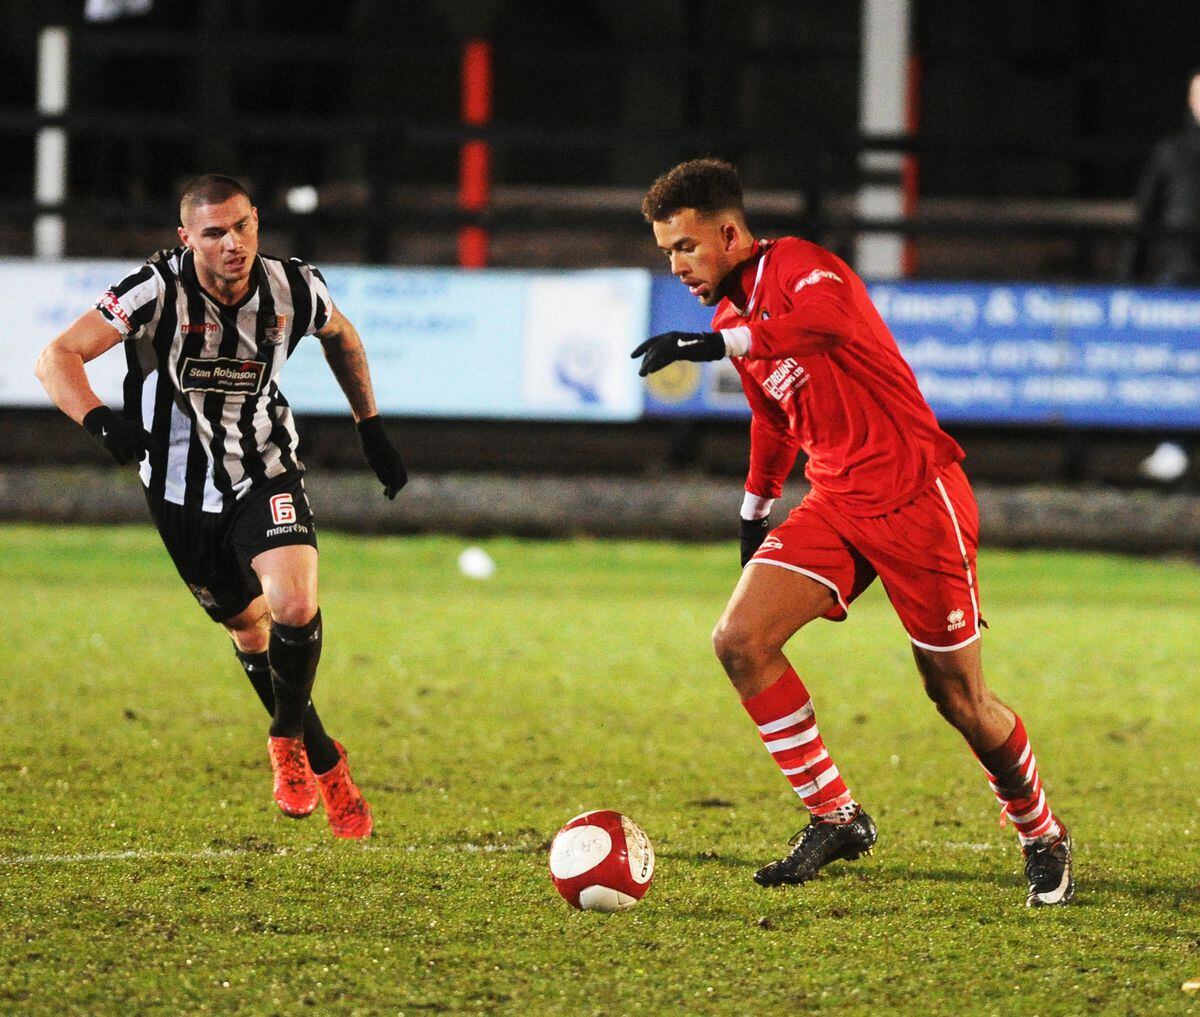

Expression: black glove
xmin=739 ymin=516 xmax=771 ymax=567
xmin=356 ymin=415 xmax=407 ymax=499
xmin=630 ymin=330 xmax=725 ymax=377
xmin=81 ymin=405 xmax=153 ymax=465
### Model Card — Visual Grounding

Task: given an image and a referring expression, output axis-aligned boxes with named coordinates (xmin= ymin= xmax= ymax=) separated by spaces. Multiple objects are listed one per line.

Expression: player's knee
xmin=712 ymin=618 xmax=772 ymax=680
xmin=228 ymin=628 xmax=268 ymax=655
xmin=922 ymin=668 xmax=983 ymax=727
xmin=223 ymin=603 xmax=270 ymax=654
xmin=269 ymin=593 xmax=319 ymax=628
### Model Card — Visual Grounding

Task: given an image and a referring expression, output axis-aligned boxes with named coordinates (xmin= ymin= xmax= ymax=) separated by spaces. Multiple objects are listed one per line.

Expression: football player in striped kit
xmin=36 ymin=175 xmax=407 ymax=839
xmin=632 ymin=160 xmax=1073 ymax=906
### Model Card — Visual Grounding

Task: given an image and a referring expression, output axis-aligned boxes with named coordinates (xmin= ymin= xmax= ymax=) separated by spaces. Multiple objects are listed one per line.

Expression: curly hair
xmin=641 ymin=158 xmax=744 ymax=222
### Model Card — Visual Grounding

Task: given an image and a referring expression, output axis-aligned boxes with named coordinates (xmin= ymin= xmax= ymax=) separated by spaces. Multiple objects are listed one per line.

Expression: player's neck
xmin=195 ymin=266 xmax=252 ymax=306
xmin=719 ymin=240 xmax=763 ymax=307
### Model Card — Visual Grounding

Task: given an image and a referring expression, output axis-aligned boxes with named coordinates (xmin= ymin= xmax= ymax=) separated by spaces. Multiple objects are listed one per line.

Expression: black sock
xmin=268 ymin=610 xmax=322 ymax=739
xmin=236 ymin=641 xmax=339 ymax=772
xmin=234 ymin=647 xmax=275 ymax=713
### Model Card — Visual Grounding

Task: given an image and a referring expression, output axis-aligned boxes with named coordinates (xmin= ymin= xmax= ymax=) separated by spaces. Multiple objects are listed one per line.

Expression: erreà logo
xmin=793 ymin=268 xmax=843 ymax=292
xmin=946 ymin=609 xmax=967 ymax=632
xmin=179 ymin=357 xmax=266 ymax=395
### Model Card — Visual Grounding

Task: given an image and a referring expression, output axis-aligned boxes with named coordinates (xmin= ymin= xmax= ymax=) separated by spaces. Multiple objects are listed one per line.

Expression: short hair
xmin=641 ymin=158 xmax=744 ymax=223
xmin=179 ymin=174 xmax=251 ymax=222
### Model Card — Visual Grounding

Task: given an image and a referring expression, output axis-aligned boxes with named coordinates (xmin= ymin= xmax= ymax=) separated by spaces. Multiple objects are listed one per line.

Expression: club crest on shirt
xmin=762 ymin=357 xmax=809 ymax=402
xmin=259 ymin=313 xmax=289 ymax=345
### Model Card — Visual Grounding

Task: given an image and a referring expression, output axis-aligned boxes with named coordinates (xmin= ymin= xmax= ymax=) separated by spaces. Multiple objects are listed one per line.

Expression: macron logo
xmin=794 ymin=268 xmax=842 ymax=292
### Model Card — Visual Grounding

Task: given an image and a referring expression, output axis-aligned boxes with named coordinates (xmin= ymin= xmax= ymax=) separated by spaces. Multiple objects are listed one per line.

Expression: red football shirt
xmin=711 ymin=237 xmax=964 ymax=516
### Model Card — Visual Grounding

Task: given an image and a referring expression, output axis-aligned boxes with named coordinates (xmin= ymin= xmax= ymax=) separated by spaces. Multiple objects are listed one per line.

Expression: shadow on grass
xmin=664 ymin=851 xmax=1197 ymax=907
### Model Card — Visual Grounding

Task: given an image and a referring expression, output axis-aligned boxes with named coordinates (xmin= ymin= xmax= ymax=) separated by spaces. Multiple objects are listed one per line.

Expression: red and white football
xmin=548 ymin=810 xmax=655 ymax=912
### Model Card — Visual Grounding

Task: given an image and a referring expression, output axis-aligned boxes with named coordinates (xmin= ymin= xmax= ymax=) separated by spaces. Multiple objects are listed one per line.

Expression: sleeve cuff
xmin=740 ymin=491 xmax=775 ymax=519
xmin=721 ymin=326 xmax=752 ymax=357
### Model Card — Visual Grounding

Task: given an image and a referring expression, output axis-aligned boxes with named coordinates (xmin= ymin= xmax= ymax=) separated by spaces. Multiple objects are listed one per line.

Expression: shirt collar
xmin=723 ymin=240 xmax=771 ymax=316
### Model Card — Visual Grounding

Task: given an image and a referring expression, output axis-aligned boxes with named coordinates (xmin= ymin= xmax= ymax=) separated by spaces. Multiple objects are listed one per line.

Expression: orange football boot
xmin=315 ymin=741 xmax=373 ymax=839
xmin=266 ymin=735 xmax=319 ymax=818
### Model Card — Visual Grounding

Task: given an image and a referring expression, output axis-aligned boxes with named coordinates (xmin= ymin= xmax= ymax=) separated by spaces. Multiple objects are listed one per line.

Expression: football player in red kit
xmin=632 ymin=159 xmax=1073 ymax=907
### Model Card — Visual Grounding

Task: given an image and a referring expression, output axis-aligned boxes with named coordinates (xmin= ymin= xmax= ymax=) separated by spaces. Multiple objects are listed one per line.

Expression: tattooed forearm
xmin=317 ymin=311 xmax=379 ymax=421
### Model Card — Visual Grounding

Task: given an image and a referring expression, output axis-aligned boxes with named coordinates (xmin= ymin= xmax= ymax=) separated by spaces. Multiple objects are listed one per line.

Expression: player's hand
xmin=739 ymin=516 xmax=771 ymax=567
xmin=81 ymin=405 xmax=153 ymax=465
xmin=630 ymin=331 xmax=724 ymax=377
xmin=356 ymin=415 xmax=408 ymax=499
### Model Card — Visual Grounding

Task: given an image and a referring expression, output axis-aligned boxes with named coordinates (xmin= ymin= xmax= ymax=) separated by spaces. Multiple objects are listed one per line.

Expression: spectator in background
xmin=1124 ymin=66 xmax=1200 ymax=286
xmin=1122 ymin=68 xmax=1200 ymax=483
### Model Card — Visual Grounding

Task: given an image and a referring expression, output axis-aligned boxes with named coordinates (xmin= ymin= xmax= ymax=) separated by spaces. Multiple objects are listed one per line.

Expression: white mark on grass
xmin=0 ymin=840 xmax=533 ymax=867
xmin=916 ymin=840 xmax=998 ymax=852
xmin=0 ymin=847 xmax=256 ymax=866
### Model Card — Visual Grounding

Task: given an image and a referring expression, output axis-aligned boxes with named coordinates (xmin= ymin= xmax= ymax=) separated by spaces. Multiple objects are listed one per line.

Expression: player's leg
xmin=251 ymin=543 xmax=372 ymax=839
xmin=715 ymin=509 xmax=879 ymax=886
xmin=910 ymin=641 xmax=1073 ymax=905
xmin=142 ymin=490 xmax=325 ymax=820
xmin=252 ymin=544 xmax=321 ymax=740
xmin=223 ymin=593 xmax=321 ymax=820
xmin=222 ymin=595 xmax=340 ymax=773
xmin=871 ymin=464 xmax=1072 ymax=905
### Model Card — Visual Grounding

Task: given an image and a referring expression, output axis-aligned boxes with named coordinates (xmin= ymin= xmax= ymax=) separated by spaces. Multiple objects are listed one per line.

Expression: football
xmin=548 ymin=809 xmax=655 ymax=912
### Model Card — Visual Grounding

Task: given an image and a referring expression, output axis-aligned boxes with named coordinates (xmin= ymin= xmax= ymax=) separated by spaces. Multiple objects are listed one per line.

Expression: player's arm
xmin=722 ymin=286 xmax=857 ymax=361
xmin=314 ymin=305 xmax=380 ymax=423
xmin=35 ymin=310 xmax=152 ymax=464
xmin=314 ymin=306 xmax=408 ymax=499
xmin=35 ymin=309 xmax=122 ymax=423
xmin=738 ymin=380 xmax=801 ymax=566
xmin=631 ymin=276 xmax=856 ymax=376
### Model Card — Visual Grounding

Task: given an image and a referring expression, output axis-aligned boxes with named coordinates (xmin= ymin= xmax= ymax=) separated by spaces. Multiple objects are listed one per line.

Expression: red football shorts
xmin=749 ymin=462 xmax=984 ymax=651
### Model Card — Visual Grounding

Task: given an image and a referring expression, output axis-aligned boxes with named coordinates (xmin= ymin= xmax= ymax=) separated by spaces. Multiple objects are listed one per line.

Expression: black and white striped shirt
xmin=96 ymin=246 xmax=333 ymax=511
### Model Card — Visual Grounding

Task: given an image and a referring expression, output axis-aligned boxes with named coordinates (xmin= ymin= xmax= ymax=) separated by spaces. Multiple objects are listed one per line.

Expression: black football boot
xmin=753 ymin=809 xmax=878 ymax=887
xmin=1023 ymin=829 xmax=1075 ymax=907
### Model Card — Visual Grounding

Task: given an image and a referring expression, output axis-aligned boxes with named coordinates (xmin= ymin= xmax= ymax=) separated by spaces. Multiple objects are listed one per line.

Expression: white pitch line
xmin=0 ymin=841 xmax=532 ymax=867
xmin=0 ymin=847 xmax=253 ymax=866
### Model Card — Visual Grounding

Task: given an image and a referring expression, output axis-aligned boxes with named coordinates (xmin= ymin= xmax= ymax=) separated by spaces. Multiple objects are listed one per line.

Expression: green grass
xmin=0 ymin=522 xmax=1197 ymax=1016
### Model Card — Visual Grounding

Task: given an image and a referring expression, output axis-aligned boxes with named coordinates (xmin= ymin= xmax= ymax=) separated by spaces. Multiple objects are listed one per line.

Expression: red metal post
xmin=458 ymin=39 xmax=492 ymax=268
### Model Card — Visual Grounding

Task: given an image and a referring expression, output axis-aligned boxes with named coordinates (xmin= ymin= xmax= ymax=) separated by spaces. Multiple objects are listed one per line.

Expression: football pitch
xmin=1 ymin=522 xmax=1196 ymax=1016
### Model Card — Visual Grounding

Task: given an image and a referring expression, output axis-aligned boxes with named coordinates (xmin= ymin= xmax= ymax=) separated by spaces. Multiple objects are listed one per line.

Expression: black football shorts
xmin=144 ymin=472 xmax=319 ymax=623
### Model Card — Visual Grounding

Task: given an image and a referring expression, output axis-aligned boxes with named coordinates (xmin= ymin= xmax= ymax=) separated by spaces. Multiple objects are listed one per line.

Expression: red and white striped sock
xmin=742 ymin=666 xmax=858 ymax=823
xmin=976 ymin=715 xmax=1063 ymax=847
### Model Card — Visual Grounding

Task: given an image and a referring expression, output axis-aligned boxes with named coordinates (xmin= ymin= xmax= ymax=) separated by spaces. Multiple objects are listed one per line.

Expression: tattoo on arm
xmin=317 ymin=312 xmax=379 ymax=421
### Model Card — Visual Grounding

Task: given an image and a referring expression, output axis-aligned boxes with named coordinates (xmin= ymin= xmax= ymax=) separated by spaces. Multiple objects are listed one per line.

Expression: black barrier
xmin=0 ymin=27 xmax=1184 ymax=270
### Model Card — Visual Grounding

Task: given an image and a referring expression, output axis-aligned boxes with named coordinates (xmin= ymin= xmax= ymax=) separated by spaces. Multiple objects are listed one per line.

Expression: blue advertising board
xmin=643 ymin=276 xmax=1200 ymax=429
xmin=277 ymin=267 xmax=650 ymax=420
xmin=2 ymin=261 xmax=649 ymax=421
xmin=642 ymin=274 xmax=752 ymax=419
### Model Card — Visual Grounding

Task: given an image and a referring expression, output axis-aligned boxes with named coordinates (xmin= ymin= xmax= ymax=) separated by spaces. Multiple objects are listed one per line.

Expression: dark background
xmin=1 ymin=0 xmax=1197 ymax=498
xmin=3 ymin=0 xmax=1199 ymax=277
